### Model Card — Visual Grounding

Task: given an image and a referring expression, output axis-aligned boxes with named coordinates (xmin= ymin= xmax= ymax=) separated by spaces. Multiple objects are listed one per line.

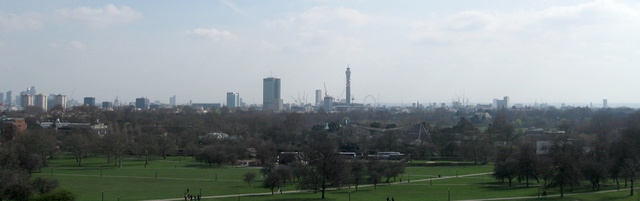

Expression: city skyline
xmin=0 ymin=84 xmax=636 ymax=109
xmin=2 ymin=1 xmax=640 ymax=105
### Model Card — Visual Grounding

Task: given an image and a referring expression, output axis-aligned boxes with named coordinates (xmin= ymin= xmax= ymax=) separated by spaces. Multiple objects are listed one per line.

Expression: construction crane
xmin=336 ymin=88 xmax=345 ymax=102
xmin=324 ymin=82 xmax=328 ymax=97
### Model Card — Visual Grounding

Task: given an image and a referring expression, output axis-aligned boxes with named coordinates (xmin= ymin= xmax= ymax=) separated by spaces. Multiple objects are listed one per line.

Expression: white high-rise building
xmin=20 ymin=94 xmax=33 ymax=108
xmin=34 ymin=94 xmax=47 ymax=111
xmin=226 ymin=92 xmax=240 ymax=108
xmin=315 ymin=90 xmax=322 ymax=106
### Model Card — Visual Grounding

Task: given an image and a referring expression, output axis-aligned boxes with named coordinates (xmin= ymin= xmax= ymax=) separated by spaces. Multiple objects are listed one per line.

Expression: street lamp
xmin=101 ymin=189 xmax=104 ymax=201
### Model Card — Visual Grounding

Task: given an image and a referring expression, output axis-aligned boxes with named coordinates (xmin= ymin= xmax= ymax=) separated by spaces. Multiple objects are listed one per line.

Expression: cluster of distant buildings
xmin=1 ymin=67 xmax=614 ymax=113
xmin=1 ymin=86 xmax=69 ymax=111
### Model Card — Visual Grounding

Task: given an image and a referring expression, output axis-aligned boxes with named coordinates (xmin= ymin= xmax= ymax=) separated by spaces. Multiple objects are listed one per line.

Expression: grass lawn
xmin=33 ymin=154 xmax=640 ymax=201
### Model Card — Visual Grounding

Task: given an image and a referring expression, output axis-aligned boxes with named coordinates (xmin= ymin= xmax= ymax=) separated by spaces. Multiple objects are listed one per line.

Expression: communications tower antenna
xmin=346 ymin=66 xmax=351 ymax=105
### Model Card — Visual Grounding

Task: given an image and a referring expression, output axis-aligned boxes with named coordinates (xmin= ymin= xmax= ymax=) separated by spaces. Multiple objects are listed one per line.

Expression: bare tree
xmin=242 ymin=172 xmax=256 ymax=186
xmin=300 ymin=137 xmax=346 ymax=199
xmin=493 ymin=146 xmax=517 ymax=186
xmin=549 ymin=137 xmax=584 ymax=197
xmin=291 ymin=161 xmax=308 ymax=183
xmin=263 ymin=171 xmax=282 ymax=195
xmin=367 ymin=158 xmax=385 ymax=189
xmin=516 ymin=142 xmax=538 ymax=187
xmin=487 ymin=109 xmax=515 ymax=145
xmin=62 ymin=131 xmax=95 ymax=167
xmin=17 ymin=129 xmax=57 ymax=159
xmin=275 ymin=166 xmax=293 ymax=186
xmin=133 ymin=132 xmax=157 ymax=165
xmin=101 ymin=131 xmax=129 ymax=167
xmin=350 ymin=160 xmax=366 ymax=191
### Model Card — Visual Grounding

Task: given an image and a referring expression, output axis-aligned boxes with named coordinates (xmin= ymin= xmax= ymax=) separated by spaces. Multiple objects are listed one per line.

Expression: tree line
xmin=491 ymin=110 xmax=640 ymax=197
xmin=4 ymin=104 xmax=640 ymax=198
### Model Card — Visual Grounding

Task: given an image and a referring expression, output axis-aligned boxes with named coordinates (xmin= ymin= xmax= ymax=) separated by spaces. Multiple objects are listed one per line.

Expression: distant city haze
xmin=2 ymin=1 xmax=640 ymax=106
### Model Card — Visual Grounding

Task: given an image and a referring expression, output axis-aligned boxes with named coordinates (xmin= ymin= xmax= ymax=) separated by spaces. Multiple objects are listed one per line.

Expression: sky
xmin=1 ymin=0 xmax=640 ymax=106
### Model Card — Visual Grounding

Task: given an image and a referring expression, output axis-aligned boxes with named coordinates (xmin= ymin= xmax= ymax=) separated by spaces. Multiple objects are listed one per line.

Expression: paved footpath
xmin=143 ymin=172 xmax=493 ymax=201
xmin=458 ymin=187 xmax=639 ymax=201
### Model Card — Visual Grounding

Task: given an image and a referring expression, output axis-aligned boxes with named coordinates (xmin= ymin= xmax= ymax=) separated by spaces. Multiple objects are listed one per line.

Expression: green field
xmin=33 ymin=155 xmax=640 ymax=201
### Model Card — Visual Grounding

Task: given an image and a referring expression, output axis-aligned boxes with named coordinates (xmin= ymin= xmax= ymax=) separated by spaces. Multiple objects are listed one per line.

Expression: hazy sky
xmin=2 ymin=1 xmax=639 ymax=106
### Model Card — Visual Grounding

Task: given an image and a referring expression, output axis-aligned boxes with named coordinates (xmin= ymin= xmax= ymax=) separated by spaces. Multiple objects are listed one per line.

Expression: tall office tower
xmin=263 ymin=77 xmax=282 ymax=111
xmin=16 ymin=91 xmax=25 ymax=106
xmin=47 ymin=94 xmax=55 ymax=109
xmin=135 ymin=97 xmax=150 ymax=110
xmin=34 ymin=94 xmax=47 ymax=111
xmin=315 ymin=90 xmax=322 ymax=106
xmin=54 ymin=94 xmax=67 ymax=109
xmin=20 ymin=94 xmax=33 ymax=107
xmin=5 ymin=91 xmax=11 ymax=106
xmin=84 ymin=97 xmax=96 ymax=106
xmin=102 ymin=101 xmax=113 ymax=109
xmin=0 ymin=92 xmax=3 ymax=104
xmin=324 ymin=96 xmax=335 ymax=112
xmin=346 ymin=67 xmax=351 ymax=105
xmin=26 ymin=86 xmax=36 ymax=95
xmin=170 ymin=95 xmax=176 ymax=106
xmin=226 ymin=92 xmax=240 ymax=108
xmin=503 ymin=96 xmax=510 ymax=109
xmin=603 ymin=99 xmax=608 ymax=108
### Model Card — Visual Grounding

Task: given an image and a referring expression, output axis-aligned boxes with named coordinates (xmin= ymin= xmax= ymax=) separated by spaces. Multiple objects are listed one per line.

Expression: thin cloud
xmin=186 ymin=28 xmax=237 ymax=41
xmin=0 ymin=12 xmax=43 ymax=31
xmin=409 ymin=0 xmax=640 ymax=43
xmin=219 ymin=0 xmax=253 ymax=19
xmin=71 ymin=41 xmax=85 ymax=49
xmin=53 ymin=4 xmax=142 ymax=28
xmin=265 ymin=6 xmax=370 ymax=28
xmin=1 ymin=5 xmax=141 ymax=31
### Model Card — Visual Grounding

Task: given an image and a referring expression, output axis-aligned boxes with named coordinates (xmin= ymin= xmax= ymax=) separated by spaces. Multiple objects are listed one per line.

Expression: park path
xmin=458 ymin=187 xmax=637 ymax=201
xmin=143 ymin=172 xmax=493 ymax=201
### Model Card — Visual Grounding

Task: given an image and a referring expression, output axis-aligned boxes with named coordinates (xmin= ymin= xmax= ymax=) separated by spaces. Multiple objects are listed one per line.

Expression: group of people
xmin=387 ymin=197 xmax=395 ymax=201
xmin=184 ymin=189 xmax=201 ymax=201
xmin=183 ymin=194 xmax=200 ymax=201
